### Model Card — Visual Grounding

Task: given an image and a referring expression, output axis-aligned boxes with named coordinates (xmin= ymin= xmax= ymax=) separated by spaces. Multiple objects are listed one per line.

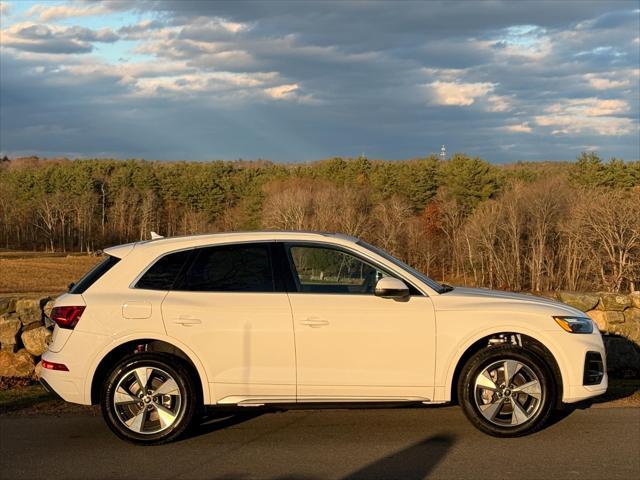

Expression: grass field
xmin=0 ymin=251 xmax=101 ymax=295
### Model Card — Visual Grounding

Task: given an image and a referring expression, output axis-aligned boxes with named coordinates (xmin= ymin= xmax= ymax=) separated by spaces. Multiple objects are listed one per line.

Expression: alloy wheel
xmin=473 ymin=359 xmax=543 ymax=427
xmin=113 ymin=366 xmax=183 ymax=435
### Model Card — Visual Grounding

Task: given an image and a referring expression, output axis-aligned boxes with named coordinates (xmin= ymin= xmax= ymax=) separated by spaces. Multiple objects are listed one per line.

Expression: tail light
xmin=41 ymin=360 xmax=69 ymax=371
xmin=50 ymin=306 xmax=85 ymax=329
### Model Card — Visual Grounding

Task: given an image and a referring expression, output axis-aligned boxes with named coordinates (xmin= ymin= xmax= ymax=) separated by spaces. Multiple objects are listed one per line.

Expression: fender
xmin=82 ymin=331 xmax=212 ymax=405
xmin=439 ymin=324 xmax=571 ymax=403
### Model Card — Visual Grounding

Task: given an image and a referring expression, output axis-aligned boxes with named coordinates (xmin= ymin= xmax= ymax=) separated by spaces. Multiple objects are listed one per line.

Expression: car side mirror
xmin=374 ymin=277 xmax=410 ymax=300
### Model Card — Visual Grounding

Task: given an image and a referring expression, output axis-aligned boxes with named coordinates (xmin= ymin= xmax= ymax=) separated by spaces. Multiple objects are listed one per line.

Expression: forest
xmin=0 ymin=152 xmax=638 ymax=293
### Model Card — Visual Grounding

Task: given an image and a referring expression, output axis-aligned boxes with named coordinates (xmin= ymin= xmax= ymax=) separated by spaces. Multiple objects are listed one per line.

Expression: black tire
xmin=101 ymin=353 xmax=199 ymax=445
xmin=457 ymin=345 xmax=556 ymax=437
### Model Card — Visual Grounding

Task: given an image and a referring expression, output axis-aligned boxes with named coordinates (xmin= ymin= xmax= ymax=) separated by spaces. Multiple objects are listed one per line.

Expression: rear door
xmin=161 ymin=242 xmax=296 ymax=404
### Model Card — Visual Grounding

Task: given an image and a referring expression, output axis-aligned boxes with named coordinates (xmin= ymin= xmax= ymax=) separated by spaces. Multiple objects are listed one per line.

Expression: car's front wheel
xmin=101 ymin=353 xmax=198 ymax=445
xmin=458 ymin=345 xmax=556 ymax=437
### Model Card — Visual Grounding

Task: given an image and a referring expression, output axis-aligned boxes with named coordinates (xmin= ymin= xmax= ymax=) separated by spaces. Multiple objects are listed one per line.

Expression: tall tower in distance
xmin=440 ymin=144 xmax=447 ymax=161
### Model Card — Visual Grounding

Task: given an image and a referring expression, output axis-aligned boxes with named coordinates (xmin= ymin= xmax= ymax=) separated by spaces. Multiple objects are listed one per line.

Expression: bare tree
xmin=572 ymin=189 xmax=640 ymax=292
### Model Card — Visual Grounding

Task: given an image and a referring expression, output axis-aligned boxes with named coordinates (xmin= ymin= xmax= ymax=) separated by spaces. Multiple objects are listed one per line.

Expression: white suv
xmin=40 ymin=231 xmax=607 ymax=444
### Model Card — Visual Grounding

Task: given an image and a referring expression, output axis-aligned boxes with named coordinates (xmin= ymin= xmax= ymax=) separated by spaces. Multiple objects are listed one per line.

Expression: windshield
xmin=357 ymin=240 xmax=447 ymax=293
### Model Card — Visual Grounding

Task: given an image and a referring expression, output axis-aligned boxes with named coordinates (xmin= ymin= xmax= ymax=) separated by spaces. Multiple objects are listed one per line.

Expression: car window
xmin=70 ymin=255 xmax=120 ymax=294
xmin=176 ymin=243 xmax=275 ymax=292
xmin=136 ymin=250 xmax=192 ymax=290
xmin=357 ymin=239 xmax=444 ymax=293
xmin=287 ymin=245 xmax=389 ymax=294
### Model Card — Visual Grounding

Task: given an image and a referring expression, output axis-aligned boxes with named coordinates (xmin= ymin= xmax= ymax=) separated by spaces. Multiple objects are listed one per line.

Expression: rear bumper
xmin=40 ymin=351 xmax=89 ymax=405
xmin=39 ymin=377 xmax=62 ymax=400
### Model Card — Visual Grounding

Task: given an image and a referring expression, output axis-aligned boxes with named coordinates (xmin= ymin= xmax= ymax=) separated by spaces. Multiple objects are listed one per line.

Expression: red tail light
xmin=41 ymin=360 xmax=69 ymax=371
xmin=50 ymin=306 xmax=85 ymax=329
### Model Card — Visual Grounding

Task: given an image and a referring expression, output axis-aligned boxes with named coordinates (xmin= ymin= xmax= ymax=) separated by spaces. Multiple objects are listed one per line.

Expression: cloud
xmin=1 ymin=1 xmax=638 ymax=161
xmin=26 ymin=1 xmax=120 ymax=22
xmin=117 ymin=19 xmax=168 ymax=38
xmin=585 ymin=74 xmax=631 ymax=90
xmin=535 ymin=98 xmax=634 ymax=135
xmin=264 ymin=83 xmax=299 ymax=99
xmin=0 ymin=2 xmax=11 ymax=17
xmin=485 ymin=25 xmax=553 ymax=60
xmin=535 ymin=114 xmax=634 ymax=136
xmin=503 ymin=122 xmax=533 ymax=133
xmin=2 ymin=22 xmax=118 ymax=54
xmin=544 ymin=97 xmax=629 ymax=116
xmin=428 ymin=81 xmax=496 ymax=106
xmin=486 ymin=95 xmax=512 ymax=112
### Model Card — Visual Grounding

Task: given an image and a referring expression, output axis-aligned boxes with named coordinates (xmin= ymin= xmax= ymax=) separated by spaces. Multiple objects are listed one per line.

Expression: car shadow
xmin=185 ymin=407 xmax=275 ymax=440
xmin=205 ymin=433 xmax=455 ymax=480
xmin=340 ymin=433 xmax=456 ymax=480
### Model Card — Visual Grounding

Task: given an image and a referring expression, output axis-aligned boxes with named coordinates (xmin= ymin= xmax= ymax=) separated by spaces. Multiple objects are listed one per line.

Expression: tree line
xmin=0 ymin=152 xmax=638 ymax=292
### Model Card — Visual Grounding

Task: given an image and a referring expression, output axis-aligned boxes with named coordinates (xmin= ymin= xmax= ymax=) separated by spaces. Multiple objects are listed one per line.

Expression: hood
xmin=431 ymin=287 xmax=585 ymax=317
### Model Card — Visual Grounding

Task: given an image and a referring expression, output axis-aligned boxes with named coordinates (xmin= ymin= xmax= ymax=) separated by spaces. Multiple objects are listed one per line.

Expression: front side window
xmin=176 ymin=244 xmax=274 ymax=292
xmin=357 ymin=240 xmax=444 ymax=293
xmin=287 ymin=245 xmax=389 ymax=294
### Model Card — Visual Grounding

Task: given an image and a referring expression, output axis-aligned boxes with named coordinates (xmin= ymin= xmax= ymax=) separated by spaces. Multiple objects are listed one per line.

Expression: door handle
xmin=300 ymin=318 xmax=329 ymax=328
xmin=174 ymin=316 xmax=202 ymax=326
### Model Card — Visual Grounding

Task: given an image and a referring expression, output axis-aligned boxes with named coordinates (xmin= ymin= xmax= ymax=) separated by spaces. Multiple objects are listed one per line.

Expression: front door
xmin=284 ymin=243 xmax=436 ymax=402
xmin=161 ymin=242 xmax=296 ymax=404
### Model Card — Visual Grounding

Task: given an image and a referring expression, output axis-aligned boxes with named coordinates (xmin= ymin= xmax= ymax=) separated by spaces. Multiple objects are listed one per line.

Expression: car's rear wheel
xmin=458 ymin=345 xmax=556 ymax=437
xmin=101 ymin=353 xmax=198 ymax=445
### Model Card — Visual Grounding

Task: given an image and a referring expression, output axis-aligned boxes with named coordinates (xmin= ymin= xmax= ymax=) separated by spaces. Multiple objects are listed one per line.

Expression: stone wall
xmin=0 ymin=296 xmax=54 ymax=377
xmin=556 ymin=291 xmax=640 ymax=377
xmin=0 ymin=292 xmax=639 ymax=379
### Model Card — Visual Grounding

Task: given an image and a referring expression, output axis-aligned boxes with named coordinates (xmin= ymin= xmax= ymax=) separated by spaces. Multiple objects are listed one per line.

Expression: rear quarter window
xmin=135 ymin=250 xmax=192 ymax=290
xmin=69 ymin=255 xmax=120 ymax=294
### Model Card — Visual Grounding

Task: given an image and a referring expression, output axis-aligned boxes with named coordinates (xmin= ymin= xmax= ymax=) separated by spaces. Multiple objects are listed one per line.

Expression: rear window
xmin=136 ymin=250 xmax=192 ymax=290
xmin=175 ymin=244 xmax=274 ymax=292
xmin=69 ymin=255 xmax=120 ymax=294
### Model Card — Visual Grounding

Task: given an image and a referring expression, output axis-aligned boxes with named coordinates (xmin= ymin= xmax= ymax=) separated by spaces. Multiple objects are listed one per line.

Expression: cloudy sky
xmin=0 ymin=0 xmax=638 ymax=163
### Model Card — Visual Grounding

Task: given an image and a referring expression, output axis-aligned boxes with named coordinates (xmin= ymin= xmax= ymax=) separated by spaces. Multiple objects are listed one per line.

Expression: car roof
xmin=103 ymin=231 xmax=359 ymax=258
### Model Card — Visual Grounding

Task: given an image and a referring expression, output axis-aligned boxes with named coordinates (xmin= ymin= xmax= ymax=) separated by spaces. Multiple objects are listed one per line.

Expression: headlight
xmin=553 ymin=316 xmax=594 ymax=334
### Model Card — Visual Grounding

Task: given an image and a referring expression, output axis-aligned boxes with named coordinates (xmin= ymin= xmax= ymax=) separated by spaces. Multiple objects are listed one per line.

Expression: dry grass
xmin=0 ymin=252 xmax=101 ymax=295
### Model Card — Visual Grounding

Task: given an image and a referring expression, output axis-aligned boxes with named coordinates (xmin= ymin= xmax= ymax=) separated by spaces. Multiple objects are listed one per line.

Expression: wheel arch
xmin=86 ymin=334 xmax=211 ymax=405
xmin=446 ymin=329 xmax=564 ymax=407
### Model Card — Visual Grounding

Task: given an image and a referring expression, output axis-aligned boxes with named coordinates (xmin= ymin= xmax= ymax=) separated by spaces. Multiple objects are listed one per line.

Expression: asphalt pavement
xmin=1 ymin=405 xmax=638 ymax=480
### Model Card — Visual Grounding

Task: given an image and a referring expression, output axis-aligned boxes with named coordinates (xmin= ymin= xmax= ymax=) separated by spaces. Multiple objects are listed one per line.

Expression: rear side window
xmin=136 ymin=250 xmax=192 ymax=290
xmin=176 ymin=244 xmax=274 ymax=292
xmin=69 ymin=255 xmax=120 ymax=294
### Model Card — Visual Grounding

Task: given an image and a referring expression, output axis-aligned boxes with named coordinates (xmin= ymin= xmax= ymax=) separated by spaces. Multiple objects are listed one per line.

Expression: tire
xmin=101 ymin=353 xmax=199 ymax=445
xmin=457 ymin=345 xmax=556 ymax=437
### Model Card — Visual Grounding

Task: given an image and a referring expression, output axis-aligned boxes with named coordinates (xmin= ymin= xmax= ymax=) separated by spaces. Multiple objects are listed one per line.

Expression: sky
xmin=0 ymin=0 xmax=638 ymax=163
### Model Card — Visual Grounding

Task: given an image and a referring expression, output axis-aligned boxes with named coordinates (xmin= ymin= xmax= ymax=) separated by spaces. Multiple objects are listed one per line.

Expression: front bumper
xmin=564 ymin=377 xmax=608 ymax=403
xmin=561 ymin=341 xmax=608 ymax=403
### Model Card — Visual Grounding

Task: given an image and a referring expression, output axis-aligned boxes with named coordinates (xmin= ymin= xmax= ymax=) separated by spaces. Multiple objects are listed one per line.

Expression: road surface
xmin=1 ymin=406 xmax=638 ymax=479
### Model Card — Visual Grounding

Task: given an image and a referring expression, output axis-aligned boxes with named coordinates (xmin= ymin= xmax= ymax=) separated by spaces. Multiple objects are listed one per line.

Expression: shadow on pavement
xmin=205 ymin=433 xmax=455 ymax=480
xmin=186 ymin=408 xmax=272 ymax=439
xmin=340 ymin=433 xmax=456 ymax=480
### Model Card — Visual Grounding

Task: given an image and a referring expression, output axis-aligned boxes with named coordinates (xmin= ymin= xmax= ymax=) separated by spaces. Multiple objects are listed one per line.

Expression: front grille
xmin=583 ymin=351 xmax=604 ymax=385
